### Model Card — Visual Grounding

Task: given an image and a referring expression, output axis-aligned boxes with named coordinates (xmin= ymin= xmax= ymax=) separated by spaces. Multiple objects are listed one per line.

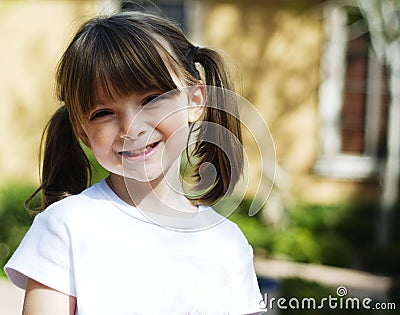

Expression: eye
xmin=141 ymin=94 xmax=163 ymax=106
xmin=89 ymin=109 xmax=114 ymax=120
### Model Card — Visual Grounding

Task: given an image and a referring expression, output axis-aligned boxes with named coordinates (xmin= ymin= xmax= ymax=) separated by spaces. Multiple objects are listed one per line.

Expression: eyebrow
xmin=93 ymin=100 xmax=106 ymax=106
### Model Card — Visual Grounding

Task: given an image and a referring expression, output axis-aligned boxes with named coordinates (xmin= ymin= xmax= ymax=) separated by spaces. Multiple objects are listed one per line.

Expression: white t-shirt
xmin=5 ymin=180 xmax=263 ymax=315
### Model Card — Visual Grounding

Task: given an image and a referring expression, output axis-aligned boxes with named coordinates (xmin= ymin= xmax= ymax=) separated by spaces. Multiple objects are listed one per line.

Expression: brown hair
xmin=29 ymin=10 xmax=243 ymax=211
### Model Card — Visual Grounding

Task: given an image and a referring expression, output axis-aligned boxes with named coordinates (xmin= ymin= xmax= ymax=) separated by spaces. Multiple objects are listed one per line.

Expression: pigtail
xmin=189 ymin=47 xmax=243 ymax=205
xmin=25 ymin=106 xmax=91 ymax=213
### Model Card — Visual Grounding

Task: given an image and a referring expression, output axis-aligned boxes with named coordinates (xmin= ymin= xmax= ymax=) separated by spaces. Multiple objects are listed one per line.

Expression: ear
xmin=188 ymin=84 xmax=206 ymax=123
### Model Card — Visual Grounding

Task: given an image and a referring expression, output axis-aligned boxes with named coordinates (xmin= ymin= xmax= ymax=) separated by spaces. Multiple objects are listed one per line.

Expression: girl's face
xmin=79 ymin=82 xmax=204 ymax=183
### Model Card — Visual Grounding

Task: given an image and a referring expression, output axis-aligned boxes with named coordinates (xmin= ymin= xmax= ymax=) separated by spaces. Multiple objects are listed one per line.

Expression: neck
xmin=107 ymin=161 xmax=198 ymax=217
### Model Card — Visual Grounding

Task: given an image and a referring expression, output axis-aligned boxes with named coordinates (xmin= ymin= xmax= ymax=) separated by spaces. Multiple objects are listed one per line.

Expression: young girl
xmin=5 ymin=10 xmax=263 ymax=315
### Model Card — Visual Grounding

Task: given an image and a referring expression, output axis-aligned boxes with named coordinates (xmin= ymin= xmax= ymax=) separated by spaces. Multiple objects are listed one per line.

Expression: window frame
xmin=314 ymin=3 xmax=386 ymax=181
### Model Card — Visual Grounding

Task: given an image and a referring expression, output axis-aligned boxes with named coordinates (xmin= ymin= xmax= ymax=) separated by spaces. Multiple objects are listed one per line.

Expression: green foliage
xmin=82 ymin=145 xmax=109 ymax=183
xmin=335 ymin=202 xmax=400 ymax=274
xmin=272 ymin=227 xmax=320 ymax=263
xmin=0 ymin=183 xmax=36 ymax=277
xmin=280 ymin=204 xmax=353 ymax=266
xmin=229 ymin=212 xmax=276 ymax=250
xmin=225 ymin=201 xmax=353 ymax=267
xmin=226 ymin=198 xmax=400 ymax=274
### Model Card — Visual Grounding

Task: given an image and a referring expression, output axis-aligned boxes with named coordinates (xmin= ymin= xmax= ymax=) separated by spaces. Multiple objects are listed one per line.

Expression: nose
xmin=119 ymin=112 xmax=146 ymax=140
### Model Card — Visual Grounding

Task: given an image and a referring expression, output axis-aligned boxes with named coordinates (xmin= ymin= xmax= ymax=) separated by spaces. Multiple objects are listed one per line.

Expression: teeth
xmin=123 ymin=143 xmax=156 ymax=157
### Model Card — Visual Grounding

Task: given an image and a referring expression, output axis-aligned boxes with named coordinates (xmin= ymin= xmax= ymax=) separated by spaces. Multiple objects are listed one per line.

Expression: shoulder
xmin=200 ymin=205 xmax=252 ymax=254
xmin=38 ymin=180 xmax=110 ymax=227
xmin=203 ymin=205 xmax=247 ymax=239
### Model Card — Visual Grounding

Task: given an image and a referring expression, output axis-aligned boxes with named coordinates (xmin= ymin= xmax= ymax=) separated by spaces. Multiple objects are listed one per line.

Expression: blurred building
xmin=0 ymin=0 xmax=389 ymax=205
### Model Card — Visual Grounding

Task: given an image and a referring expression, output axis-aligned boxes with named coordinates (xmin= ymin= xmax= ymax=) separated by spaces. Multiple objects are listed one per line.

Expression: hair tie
xmin=189 ymin=45 xmax=200 ymax=61
xmin=187 ymin=46 xmax=201 ymax=79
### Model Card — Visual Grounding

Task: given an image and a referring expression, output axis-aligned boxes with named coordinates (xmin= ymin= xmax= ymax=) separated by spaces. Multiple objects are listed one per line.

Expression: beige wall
xmin=0 ymin=0 xmax=102 ymax=185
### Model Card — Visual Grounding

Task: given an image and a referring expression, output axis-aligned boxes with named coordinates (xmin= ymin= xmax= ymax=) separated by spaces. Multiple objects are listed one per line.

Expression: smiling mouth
xmin=120 ymin=141 xmax=160 ymax=158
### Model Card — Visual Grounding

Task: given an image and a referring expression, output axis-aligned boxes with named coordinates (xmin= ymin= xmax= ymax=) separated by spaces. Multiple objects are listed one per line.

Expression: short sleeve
xmin=4 ymin=211 xmax=76 ymax=296
xmin=230 ymin=243 xmax=263 ymax=314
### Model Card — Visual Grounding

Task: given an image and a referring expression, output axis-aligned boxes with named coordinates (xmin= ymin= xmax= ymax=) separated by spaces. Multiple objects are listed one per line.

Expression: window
xmin=121 ymin=0 xmax=185 ymax=28
xmin=314 ymin=3 xmax=389 ymax=180
xmin=120 ymin=0 xmax=204 ymax=42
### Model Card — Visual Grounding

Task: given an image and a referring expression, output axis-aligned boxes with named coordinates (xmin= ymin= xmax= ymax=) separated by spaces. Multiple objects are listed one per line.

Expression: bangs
xmin=91 ymin=20 xmax=178 ymax=103
xmin=57 ymin=15 xmax=178 ymax=126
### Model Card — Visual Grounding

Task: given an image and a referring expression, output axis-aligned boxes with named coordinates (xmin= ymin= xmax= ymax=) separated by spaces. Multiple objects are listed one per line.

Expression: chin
xmin=122 ymin=168 xmax=164 ymax=183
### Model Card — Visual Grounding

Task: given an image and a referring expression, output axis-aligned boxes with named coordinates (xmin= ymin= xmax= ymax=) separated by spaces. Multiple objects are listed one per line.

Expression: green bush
xmin=272 ymin=227 xmax=321 ymax=263
xmin=224 ymin=200 xmax=354 ymax=267
xmin=224 ymin=198 xmax=400 ymax=274
xmin=279 ymin=204 xmax=354 ymax=266
xmin=0 ymin=183 xmax=36 ymax=277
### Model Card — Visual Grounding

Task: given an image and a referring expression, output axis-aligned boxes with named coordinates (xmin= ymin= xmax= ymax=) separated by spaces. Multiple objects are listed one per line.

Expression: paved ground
xmin=254 ymin=257 xmax=391 ymax=300
xmin=0 ymin=278 xmax=24 ymax=314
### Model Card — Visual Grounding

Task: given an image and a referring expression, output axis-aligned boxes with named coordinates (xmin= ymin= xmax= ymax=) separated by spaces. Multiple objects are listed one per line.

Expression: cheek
xmin=160 ymin=113 xmax=189 ymax=143
xmin=154 ymin=118 xmax=189 ymax=165
xmin=86 ymin=126 xmax=116 ymax=154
